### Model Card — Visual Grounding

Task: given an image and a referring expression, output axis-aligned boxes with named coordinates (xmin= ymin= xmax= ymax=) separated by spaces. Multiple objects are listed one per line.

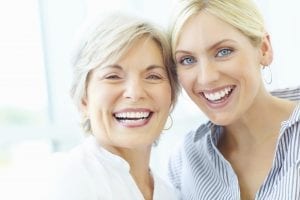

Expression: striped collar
xmin=281 ymin=102 xmax=300 ymax=128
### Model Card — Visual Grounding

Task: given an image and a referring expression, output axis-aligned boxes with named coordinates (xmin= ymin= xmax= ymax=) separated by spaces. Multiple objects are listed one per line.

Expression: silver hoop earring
xmin=163 ymin=114 xmax=173 ymax=131
xmin=81 ymin=116 xmax=92 ymax=134
xmin=261 ymin=65 xmax=272 ymax=84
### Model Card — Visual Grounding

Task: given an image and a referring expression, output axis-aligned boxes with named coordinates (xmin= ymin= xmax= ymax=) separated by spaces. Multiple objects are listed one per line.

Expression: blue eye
xmin=179 ymin=56 xmax=196 ymax=65
xmin=216 ymin=48 xmax=233 ymax=57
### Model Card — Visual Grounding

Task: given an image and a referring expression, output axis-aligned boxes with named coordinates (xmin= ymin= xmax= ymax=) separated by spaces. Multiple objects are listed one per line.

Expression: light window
xmin=0 ymin=1 xmax=49 ymax=199
xmin=0 ymin=0 xmax=47 ymax=127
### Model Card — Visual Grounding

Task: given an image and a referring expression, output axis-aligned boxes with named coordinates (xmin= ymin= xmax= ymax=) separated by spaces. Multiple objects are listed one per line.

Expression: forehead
xmin=91 ymin=37 xmax=166 ymax=75
xmin=176 ymin=11 xmax=249 ymax=51
xmin=116 ymin=37 xmax=164 ymax=67
xmin=92 ymin=36 xmax=165 ymax=73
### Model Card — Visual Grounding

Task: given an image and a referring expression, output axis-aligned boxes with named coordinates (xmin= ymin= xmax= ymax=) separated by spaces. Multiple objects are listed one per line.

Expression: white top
xmin=49 ymin=136 xmax=179 ymax=200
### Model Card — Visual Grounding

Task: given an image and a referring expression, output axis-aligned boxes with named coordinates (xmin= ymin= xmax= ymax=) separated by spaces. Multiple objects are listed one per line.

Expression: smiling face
xmin=175 ymin=11 xmax=272 ymax=125
xmin=82 ymin=37 xmax=172 ymax=150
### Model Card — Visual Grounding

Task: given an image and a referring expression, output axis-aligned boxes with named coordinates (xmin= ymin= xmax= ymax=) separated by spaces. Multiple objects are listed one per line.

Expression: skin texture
xmin=82 ymin=37 xmax=171 ymax=151
xmin=175 ymin=11 xmax=296 ymax=199
xmin=81 ymin=36 xmax=172 ymax=200
xmin=175 ymin=11 xmax=265 ymax=126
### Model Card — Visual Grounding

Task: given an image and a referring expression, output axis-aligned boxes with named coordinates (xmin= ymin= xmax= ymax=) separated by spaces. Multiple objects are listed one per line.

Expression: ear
xmin=80 ymin=96 xmax=89 ymax=117
xmin=259 ymin=33 xmax=273 ymax=66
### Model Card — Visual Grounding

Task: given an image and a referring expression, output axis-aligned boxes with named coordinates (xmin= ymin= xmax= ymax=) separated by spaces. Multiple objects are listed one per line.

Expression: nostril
xmin=123 ymin=83 xmax=146 ymax=100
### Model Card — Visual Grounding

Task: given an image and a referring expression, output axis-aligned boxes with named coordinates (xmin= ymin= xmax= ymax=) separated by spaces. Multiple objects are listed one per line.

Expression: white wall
xmin=265 ymin=1 xmax=300 ymax=90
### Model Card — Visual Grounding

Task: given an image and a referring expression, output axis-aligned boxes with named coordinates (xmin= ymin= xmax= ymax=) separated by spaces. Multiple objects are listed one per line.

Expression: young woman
xmin=168 ymin=0 xmax=300 ymax=199
xmin=50 ymin=12 xmax=180 ymax=200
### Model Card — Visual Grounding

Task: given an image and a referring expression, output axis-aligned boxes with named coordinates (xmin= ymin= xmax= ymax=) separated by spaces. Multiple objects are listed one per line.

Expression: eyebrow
xmin=175 ymin=39 xmax=237 ymax=56
xmin=101 ymin=64 xmax=123 ymax=70
xmin=100 ymin=64 xmax=166 ymax=71
xmin=146 ymin=65 xmax=166 ymax=71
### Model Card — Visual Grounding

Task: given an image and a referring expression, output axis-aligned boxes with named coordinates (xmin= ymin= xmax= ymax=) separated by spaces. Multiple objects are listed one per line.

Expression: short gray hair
xmin=70 ymin=12 xmax=179 ymax=133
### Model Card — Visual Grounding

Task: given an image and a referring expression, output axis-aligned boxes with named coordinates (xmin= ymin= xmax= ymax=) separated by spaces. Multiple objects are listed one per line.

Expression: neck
xmin=221 ymin=93 xmax=296 ymax=150
xmin=116 ymin=146 xmax=154 ymax=200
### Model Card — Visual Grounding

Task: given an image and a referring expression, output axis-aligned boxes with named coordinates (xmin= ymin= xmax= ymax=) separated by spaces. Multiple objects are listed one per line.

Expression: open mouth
xmin=113 ymin=111 xmax=153 ymax=127
xmin=201 ymin=85 xmax=235 ymax=103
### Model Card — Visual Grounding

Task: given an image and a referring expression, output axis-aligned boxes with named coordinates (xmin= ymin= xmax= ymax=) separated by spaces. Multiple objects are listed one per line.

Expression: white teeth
xmin=115 ymin=112 xmax=150 ymax=119
xmin=225 ymin=88 xmax=230 ymax=94
xmin=203 ymin=87 xmax=233 ymax=101
xmin=119 ymin=119 xmax=145 ymax=123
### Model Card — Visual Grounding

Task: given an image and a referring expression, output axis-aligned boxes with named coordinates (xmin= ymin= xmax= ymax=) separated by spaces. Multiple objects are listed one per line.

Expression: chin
xmin=209 ymin=115 xmax=231 ymax=126
xmin=121 ymin=139 xmax=155 ymax=149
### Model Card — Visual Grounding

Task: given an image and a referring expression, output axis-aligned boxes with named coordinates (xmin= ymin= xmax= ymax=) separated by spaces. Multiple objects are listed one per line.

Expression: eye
xmin=105 ymin=74 xmax=121 ymax=80
xmin=216 ymin=48 xmax=233 ymax=57
xmin=146 ymin=73 xmax=162 ymax=80
xmin=178 ymin=56 xmax=196 ymax=65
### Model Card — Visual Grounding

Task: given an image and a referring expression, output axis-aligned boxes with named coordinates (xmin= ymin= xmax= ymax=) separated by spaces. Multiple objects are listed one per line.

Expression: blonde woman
xmin=50 ymin=12 xmax=180 ymax=200
xmin=168 ymin=0 xmax=300 ymax=199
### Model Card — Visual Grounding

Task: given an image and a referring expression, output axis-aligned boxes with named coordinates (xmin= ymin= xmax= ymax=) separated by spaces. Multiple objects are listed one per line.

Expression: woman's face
xmin=82 ymin=37 xmax=172 ymax=150
xmin=175 ymin=12 xmax=270 ymax=125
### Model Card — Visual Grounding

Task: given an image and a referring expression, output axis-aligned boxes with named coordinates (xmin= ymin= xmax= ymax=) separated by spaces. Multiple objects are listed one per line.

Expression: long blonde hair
xmin=169 ymin=0 xmax=266 ymax=59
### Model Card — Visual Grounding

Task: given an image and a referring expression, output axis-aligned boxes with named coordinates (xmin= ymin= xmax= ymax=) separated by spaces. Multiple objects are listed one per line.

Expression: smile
xmin=202 ymin=85 xmax=235 ymax=102
xmin=113 ymin=111 xmax=153 ymax=127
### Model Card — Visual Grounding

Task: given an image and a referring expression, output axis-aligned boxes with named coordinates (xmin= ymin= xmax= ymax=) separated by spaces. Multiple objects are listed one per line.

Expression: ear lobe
xmin=80 ymin=97 xmax=89 ymax=116
xmin=260 ymin=34 xmax=273 ymax=66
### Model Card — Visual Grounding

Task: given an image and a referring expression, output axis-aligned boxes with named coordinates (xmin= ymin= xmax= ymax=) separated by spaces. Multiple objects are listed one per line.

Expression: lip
xmin=198 ymin=85 xmax=236 ymax=109
xmin=113 ymin=108 xmax=153 ymax=113
xmin=113 ymin=108 xmax=154 ymax=128
xmin=200 ymin=85 xmax=234 ymax=94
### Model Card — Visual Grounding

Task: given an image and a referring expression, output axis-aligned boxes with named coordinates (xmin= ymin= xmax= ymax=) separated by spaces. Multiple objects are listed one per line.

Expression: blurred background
xmin=0 ymin=0 xmax=299 ymax=199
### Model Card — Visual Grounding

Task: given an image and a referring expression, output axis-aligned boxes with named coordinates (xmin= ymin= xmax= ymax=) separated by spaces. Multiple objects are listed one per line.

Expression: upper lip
xmin=196 ymin=85 xmax=235 ymax=101
xmin=198 ymin=85 xmax=235 ymax=94
xmin=113 ymin=108 xmax=153 ymax=113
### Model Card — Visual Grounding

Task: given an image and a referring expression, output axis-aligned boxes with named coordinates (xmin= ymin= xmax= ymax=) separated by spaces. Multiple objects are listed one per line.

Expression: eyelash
xmin=146 ymin=73 xmax=162 ymax=80
xmin=104 ymin=73 xmax=163 ymax=81
xmin=178 ymin=56 xmax=196 ymax=65
xmin=216 ymin=48 xmax=233 ymax=57
xmin=177 ymin=48 xmax=234 ymax=65
xmin=105 ymin=74 xmax=121 ymax=80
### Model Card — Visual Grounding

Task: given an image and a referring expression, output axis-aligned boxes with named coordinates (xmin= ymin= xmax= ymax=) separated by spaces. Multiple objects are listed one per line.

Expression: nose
xmin=196 ymin=60 xmax=219 ymax=85
xmin=123 ymin=77 xmax=147 ymax=101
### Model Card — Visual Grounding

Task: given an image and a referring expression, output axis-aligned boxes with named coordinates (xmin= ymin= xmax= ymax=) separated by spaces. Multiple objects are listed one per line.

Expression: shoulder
xmin=47 ymin=142 xmax=99 ymax=200
xmin=271 ymin=85 xmax=300 ymax=101
xmin=169 ymin=121 xmax=212 ymax=158
xmin=180 ymin=121 xmax=212 ymax=151
xmin=168 ymin=122 xmax=212 ymax=188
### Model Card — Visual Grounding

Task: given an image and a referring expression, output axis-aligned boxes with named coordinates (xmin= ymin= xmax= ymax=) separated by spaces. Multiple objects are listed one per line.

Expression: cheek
xmin=178 ymin=71 xmax=194 ymax=91
xmin=162 ymin=86 xmax=173 ymax=105
xmin=153 ymin=85 xmax=172 ymax=108
xmin=86 ymin=91 xmax=116 ymax=123
xmin=89 ymin=85 xmax=120 ymax=104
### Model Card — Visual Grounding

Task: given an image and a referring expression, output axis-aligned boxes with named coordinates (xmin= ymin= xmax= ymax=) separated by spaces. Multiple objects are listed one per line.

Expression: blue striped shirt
xmin=169 ymin=87 xmax=300 ymax=200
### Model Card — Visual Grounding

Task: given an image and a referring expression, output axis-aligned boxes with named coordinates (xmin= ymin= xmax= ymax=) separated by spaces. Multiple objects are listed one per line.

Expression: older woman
xmin=50 ymin=12 xmax=179 ymax=200
xmin=168 ymin=0 xmax=300 ymax=199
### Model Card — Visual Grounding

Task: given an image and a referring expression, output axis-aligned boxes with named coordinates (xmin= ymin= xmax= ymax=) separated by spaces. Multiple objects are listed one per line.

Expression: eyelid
xmin=100 ymin=71 xmax=124 ymax=81
xmin=105 ymin=73 xmax=121 ymax=79
xmin=177 ymin=55 xmax=196 ymax=65
xmin=147 ymin=74 xmax=161 ymax=79
xmin=146 ymin=72 xmax=164 ymax=79
xmin=148 ymin=66 xmax=168 ymax=75
xmin=215 ymin=48 xmax=233 ymax=57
